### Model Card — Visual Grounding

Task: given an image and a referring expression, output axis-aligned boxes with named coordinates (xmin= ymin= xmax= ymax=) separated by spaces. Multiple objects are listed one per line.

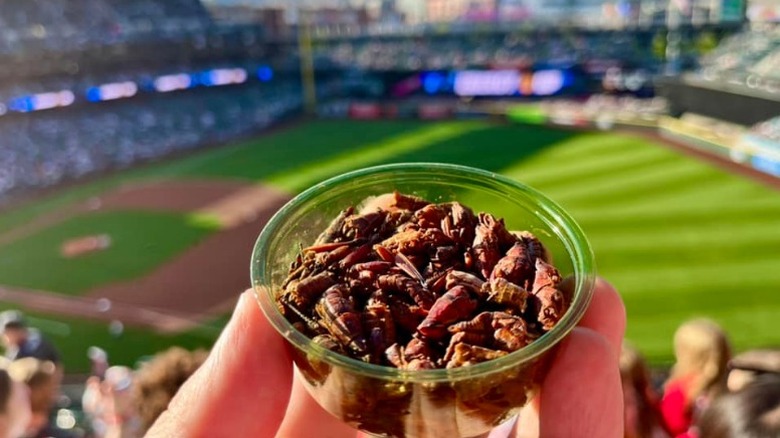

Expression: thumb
xmin=147 ymin=290 xmax=294 ymax=438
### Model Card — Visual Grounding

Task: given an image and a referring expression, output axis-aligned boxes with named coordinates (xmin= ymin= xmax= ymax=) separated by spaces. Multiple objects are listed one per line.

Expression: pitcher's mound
xmin=61 ymin=234 xmax=112 ymax=258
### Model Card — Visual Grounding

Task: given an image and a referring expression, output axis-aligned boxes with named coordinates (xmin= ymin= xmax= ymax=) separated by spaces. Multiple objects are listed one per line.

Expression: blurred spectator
xmin=660 ymin=319 xmax=732 ymax=437
xmin=696 ymin=376 xmax=780 ymax=438
xmin=0 ymin=368 xmax=31 ymax=438
xmin=748 ymin=116 xmax=780 ymax=143
xmin=727 ymin=349 xmax=780 ymax=392
xmin=542 ymin=95 xmax=668 ymax=128
xmin=82 ymin=365 xmax=137 ymax=438
xmin=132 ymin=347 xmax=207 ymax=433
xmin=0 ymin=311 xmax=61 ymax=366
xmin=88 ymin=346 xmax=110 ymax=380
xmin=6 ymin=358 xmax=68 ymax=438
xmin=620 ymin=342 xmax=670 ymax=438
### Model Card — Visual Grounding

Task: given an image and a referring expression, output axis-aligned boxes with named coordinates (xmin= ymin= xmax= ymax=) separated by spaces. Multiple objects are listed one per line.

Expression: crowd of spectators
xmin=314 ymin=31 xmax=657 ymax=71
xmin=0 ymin=310 xmax=209 ymax=437
xmin=80 ymin=347 xmax=208 ymax=437
xmin=694 ymin=25 xmax=780 ymax=92
xmin=0 ymin=0 xmax=210 ymax=54
xmin=541 ymin=94 xmax=669 ymax=128
xmin=0 ymin=82 xmax=303 ymax=200
xmin=749 ymin=116 xmax=780 ymax=144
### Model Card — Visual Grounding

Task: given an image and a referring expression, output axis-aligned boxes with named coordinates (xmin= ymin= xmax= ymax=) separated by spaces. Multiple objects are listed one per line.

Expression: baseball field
xmin=1 ymin=119 xmax=778 ymax=373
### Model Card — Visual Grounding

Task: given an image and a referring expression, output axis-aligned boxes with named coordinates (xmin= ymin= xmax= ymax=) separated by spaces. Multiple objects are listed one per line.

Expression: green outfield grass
xmin=0 ymin=211 xmax=215 ymax=294
xmin=2 ymin=119 xmax=779 ymax=369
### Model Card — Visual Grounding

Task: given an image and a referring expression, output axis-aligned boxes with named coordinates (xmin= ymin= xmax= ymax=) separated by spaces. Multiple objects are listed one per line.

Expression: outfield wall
xmin=658 ymin=77 xmax=780 ymax=126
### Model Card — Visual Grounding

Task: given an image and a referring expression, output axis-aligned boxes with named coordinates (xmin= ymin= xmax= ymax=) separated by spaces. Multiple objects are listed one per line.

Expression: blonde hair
xmin=132 ymin=347 xmax=208 ymax=432
xmin=669 ymin=318 xmax=731 ymax=403
xmin=7 ymin=358 xmax=57 ymax=414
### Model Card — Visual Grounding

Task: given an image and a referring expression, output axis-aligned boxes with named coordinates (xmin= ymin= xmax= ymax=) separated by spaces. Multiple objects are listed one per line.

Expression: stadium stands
xmin=0 ymin=83 xmax=302 ymax=198
xmin=0 ymin=0 xmax=210 ymax=54
xmin=540 ymin=95 xmax=669 ymax=128
xmin=750 ymin=115 xmax=780 ymax=143
xmin=741 ymin=116 xmax=780 ymax=177
xmin=692 ymin=26 xmax=780 ymax=91
xmin=313 ymin=30 xmax=658 ymax=71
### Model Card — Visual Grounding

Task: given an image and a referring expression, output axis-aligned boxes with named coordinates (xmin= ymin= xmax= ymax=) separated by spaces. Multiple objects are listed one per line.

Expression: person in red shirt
xmin=660 ymin=319 xmax=731 ymax=437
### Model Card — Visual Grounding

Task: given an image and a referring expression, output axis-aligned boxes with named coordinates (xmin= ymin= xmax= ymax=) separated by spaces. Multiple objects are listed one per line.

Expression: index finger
xmin=578 ymin=278 xmax=626 ymax=357
xmin=147 ymin=290 xmax=293 ymax=437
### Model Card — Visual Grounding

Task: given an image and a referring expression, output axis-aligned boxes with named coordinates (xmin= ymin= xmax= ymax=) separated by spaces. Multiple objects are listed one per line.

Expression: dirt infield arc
xmin=0 ymin=179 xmax=292 ymax=332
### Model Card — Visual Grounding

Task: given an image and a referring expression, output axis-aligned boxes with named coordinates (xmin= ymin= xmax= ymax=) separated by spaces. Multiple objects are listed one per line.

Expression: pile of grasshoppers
xmin=278 ymin=192 xmax=568 ymax=370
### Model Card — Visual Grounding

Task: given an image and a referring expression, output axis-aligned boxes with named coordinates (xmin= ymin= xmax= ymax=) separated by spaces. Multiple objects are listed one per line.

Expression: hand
xmin=148 ymin=279 xmax=625 ymax=438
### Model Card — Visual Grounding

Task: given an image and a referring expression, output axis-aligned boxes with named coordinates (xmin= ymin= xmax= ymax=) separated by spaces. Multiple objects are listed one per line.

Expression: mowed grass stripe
xmin=588 ymin=218 xmax=780 ymax=252
xmin=580 ymin=207 xmax=780 ymax=234
xmin=382 ymin=123 xmax=574 ymax=172
xmin=574 ymin=192 xmax=780 ymax=224
xmin=266 ymin=121 xmax=486 ymax=192
xmin=586 ymin=173 xmax=757 ymax=211
xmin=595 ymin=237 xmax=780 ymax=269
xmin=508 ymin=133 xmax=667 ymax=180
xmin=628 ymin=177 xmax=766 ymax=209
xmin=133 ymin=120 xmax=431 ymax=182
xmin=621 ymin=283 xmax=777 ymax=315
xmin=605 ymin=257 xmax=780 ymax=298
xmin=546 ymin=159 xmax=716 ymax=207
xmin=520 ymin=147 xmax=679 ymax=191
xmin=510 ymin=132 xmax=646 ymax=175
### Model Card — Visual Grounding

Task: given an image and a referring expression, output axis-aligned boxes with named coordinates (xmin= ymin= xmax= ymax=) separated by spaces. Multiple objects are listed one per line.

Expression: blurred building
xmin=639 ymin=0 xmax=746 ymax=25
xmin=426 ymin=0 xmax=497 ymax=23
xmin=747 ymin=0 xmax=780 ymax=22
xmin=208 ymin=5 xmax=286 ymax=38
xmin=378 ymin=0 xmax=406 ymax=25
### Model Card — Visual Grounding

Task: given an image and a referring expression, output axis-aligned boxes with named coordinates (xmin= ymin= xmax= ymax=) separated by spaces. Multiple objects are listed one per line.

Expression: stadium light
xmin=7 ymin=90 xmax=75 ymax=112
xmin=257 ymin=66 xmax=274 ymax=82
xmin=197 ymin=68 xmax=248 ymax=87
xmin=153 ymin=74 xmax=194 ymax=93
xmin=422 ymin=72 xmax=446 ymax=94
xmin=86 ymin=82 xmax=138 ymax=102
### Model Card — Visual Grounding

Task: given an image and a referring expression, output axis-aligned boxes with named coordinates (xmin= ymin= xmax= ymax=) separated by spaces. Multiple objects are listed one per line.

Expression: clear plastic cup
xmin=251 ymin=163 xmax=596 ymax=438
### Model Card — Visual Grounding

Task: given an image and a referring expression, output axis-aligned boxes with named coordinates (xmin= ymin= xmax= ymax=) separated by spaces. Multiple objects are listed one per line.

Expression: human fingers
xmin=577 ymin=278 xmax=626 ymax=358
xmin=513 ymin=279 xmax=626 ymax=437
xmin=535 ymin=327 xmax=623 ymax=437
xmin=147 ymin=290 xmax=294 ymax=438
xmin=275 ymin=368 xmax=360 ymax=438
